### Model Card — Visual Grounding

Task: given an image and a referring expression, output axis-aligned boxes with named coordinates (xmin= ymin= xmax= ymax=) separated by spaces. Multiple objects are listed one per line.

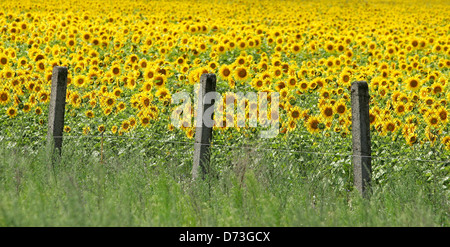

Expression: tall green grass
xmin=0 ymin=141 xmax=448 ymax=227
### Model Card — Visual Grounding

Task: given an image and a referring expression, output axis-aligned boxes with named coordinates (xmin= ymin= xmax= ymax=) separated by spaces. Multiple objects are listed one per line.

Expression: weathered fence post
xmin=47 ymin=66 xmax=68 ymax=155
xmin=351 ymin=81 xmax=372 ymax=197
xmin=192 ymin=73 xmax=217 ymax=180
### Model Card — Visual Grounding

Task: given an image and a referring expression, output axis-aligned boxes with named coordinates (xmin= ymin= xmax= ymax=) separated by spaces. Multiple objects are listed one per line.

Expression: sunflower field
xmin=0 ymin=0 xmax=449 ymax=184
xmin=0 ymin=0 xmax=449 ymax=226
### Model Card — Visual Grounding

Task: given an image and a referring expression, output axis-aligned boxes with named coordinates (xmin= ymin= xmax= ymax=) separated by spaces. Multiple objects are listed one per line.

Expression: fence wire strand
xmin=2 ymin=133 xmax=449 ymax=164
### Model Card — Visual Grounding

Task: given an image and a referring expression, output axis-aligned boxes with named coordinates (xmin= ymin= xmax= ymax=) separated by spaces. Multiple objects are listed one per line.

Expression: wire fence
xmin=1 ymin=128 xmax=449 ymax=164
xmin=1 ymin=125 xmax=449 ymax=194
xmin=1 ymin=72 xmax=449 ymax=194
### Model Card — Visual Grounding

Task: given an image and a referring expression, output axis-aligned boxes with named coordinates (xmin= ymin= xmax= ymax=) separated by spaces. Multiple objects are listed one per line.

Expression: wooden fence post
xmin=351 ymin=81 xmax=372 ymax=197
xmin=192 ymin=73 xmax=216 ymax=180
xmin=47 ymin=66 xmax=68 ymax=155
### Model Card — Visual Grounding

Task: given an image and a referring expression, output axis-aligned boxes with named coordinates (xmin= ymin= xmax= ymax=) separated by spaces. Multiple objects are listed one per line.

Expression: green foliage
xmin=0 ymin=142 xmax=447 ymax=226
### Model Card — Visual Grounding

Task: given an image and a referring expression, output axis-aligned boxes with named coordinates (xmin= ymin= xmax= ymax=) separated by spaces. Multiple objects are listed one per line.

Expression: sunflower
xmin=445 ymin=59 xmax=450 ymax=69
xmin=237 ymin=40 xmax=247 ymax=50
xmin=306 ymin=115 xmax=321 ymax=134
xmin=36 ymin=60 xmax=45 ymax=71
xmin=402 ymin=122 xmax=417 ymax=137
xmin=100 ymin=85 xmax=109 ymax=94
xmin=339 ymin=72 xmax=351 ymax=85
xmin=34 ymin=53 xmax=45 ymax=62
xmin=6 ymin=106 xmax=17 ymax=118
xmin=431 ymin=82 xmax=444 ymax=95
xmin=289 ymin=106 xmax=301 ymax=120
xmin=432 ymin=44 xmax=442 ymax=53
xmin=69 ymin=92 xmax=81 ymax=108
xmin=320 ymin=104 xmax=334 ymax=120
xmin=143 ymin=67 xmax=155 ymax=80
xmin=344 ymin=49 xmax=353 ymax=58
xmin=140 ymin=114 xmax=151 ymax=127
xmin=208 ymin=61 xmax=218 ymax=71
xmin=308 ymin=79 xmax=318 ymax=90
xmin=287 ymin=119 xmax=297 ymax=132
xmin=38 ymin=91 xmax=50 ymax=104
xmin=98 ymin=124 xmax=105 ymax=133
xmin=121 ymin=120 xmax=130 ymax=132
xmin=155 ymin=87 xmax=170 ymax=100
xmin=127 ymin=77 xmax=137 ymax=90
xmin=64 ymin=125 xmax=71 ymax=133
xmin=324 ymin=42 xmax=334 ymax=52
xmin=442 ymin=136 xmax=450 ymax=150
xmin=88 ymin=36 xmax=100 ymax=46
xmin=383 ymin=119 xmax=397 ymax=134
xmin=112 ymin=88 xmax=122 ymax=98
xmin=140 ymin=94 xmax=152 ymax=108
xmin=18 ymin=57 xmax=27 ymax=67
xmin=0 ymin=90 xmax=10 ymax=105
xmin=117 ymin=102 xmax=126 ymax=113
xmin=334 ymin=101 xmax=347 ymax=116
xmin=272 ymin=67 xmax=283 ymax=78
xmin=138 ymin=59 xmax=149 ymax=69
xmin=87 ymin=70 xmax=99 ymax=80
xmin=228 ymin=41 xmax=237 ymax=50
xmin=423 ymin=96 xmax=434 ymax=106
xmin=21 ymin=103 xmax=31 ymax=113
xmin=157 ymin=66 xmax=168 ymax=76
xmin=424 ymin=111 xmax=440 ymax=128
xmin=394 ymin=102 xmax=406 ymax=116
xmin=299 ymin=81 xmax=309 ymax=91
xmin=252 ymin=78 xmax=264 ymax=90
xmin=436 ymin=107 xmax=448 ymax=124
xmin=275 ymin=81 xmax=286 ymax=91
xmin=129 ymin=117 xmax=137 ymax=129
xmin=404 ymin=77 xmax=421 ymax=91
xmin=425 ymin=126 xmax=438 ymax=144
xmin=3 ymin=68 xmax=14 ymax=79
xmin=142 ymin=81 xmax=153 ymax=92
xmin=405 ymin=133 xmax=418 ymax=146
xmin=320 ymin=89 xmax=331 ymax=99
xmin=128 ymin=54 xmax=139 ymax=64
xmin=287 ymin=76 xmax=297 ymax=88
xmin=110 ymin=64 xmax=121 ymax=76
xmin=74 ymin=75 xmax=87 ymax=88
xmin=291 ymin=43 xmax=301 ymax=54
xmin=110 ymin=125 xmax=118 ymax=134
xmin=417 ymin=86 xmax=428 ymax=98
xmin=257 ymin=61 xmax=269 ymax=72
xmin=234 ymin=66 xmax=249 ymax=81
xmin=153 ymin=75 xmax=166 ymax=88
xmin=279 ymin=88 xmax=289 ymax=99
xmin=26 ymin=81 xmax=36 ymax=92
xmin=85 ymin=110 xmax=95 ymax=118
xmin=325 ymin=57 xmax=334 ymax=68
xmin=104 ymin=96 xmax=116 ymax=108
xmin=89 ymin=98 xmax=97 ymax=108
xmin=235 ymin=56 xmax=247 ymax=66
xmin=336 ymin=43 xmax=346 ymax=53
xmin=0 ymin=54 xmax=9 ymax=66
xmin=35 ymin=106 xmax=42 ymax=115
xmin=215 ymin=44 xmax=226 ymax=54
